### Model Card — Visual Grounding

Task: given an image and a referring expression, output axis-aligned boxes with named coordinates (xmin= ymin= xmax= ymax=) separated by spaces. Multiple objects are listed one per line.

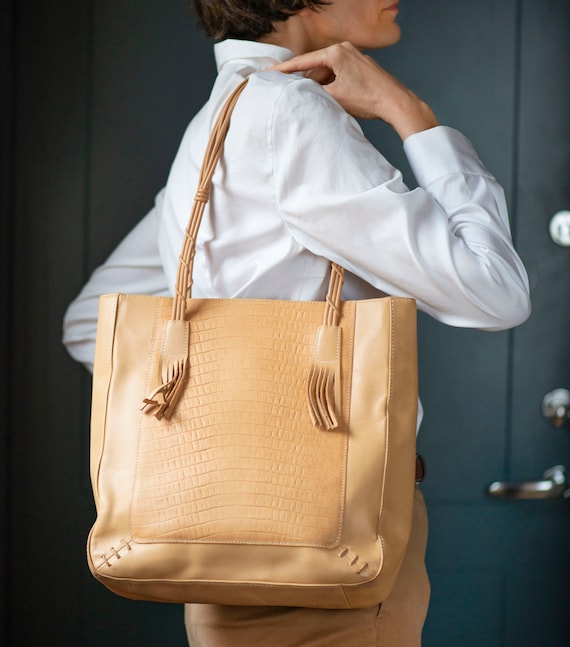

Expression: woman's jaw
xmin=260 ymin=0 xmax=402 ymax=55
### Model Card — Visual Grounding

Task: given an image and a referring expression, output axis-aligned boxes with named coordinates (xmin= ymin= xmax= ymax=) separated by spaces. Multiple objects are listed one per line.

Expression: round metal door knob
xmin=549 ymin=210 xmax=570 ymax=247
xmin=542 ymin=388 xmax=570 ymax=427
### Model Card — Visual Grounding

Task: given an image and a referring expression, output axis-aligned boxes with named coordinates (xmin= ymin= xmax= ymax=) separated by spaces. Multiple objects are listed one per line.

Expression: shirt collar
xmin=214 ymin=39 xmax=294 ymax=72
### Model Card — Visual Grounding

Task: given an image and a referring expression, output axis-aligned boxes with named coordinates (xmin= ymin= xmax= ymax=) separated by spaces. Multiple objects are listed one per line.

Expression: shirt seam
xmin=267 ymin=75 xmax=307 ymax=244
xmin=420 ymin=169 xmax=496 ymax=190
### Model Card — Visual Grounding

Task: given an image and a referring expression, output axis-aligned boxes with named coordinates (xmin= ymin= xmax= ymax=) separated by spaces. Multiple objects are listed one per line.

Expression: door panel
xmin=88 ymin=0 xmax=216 ymax=268
xmin=511 ymin=2 xmax=570 ymax=475
xmin=503 ymin=2 xmax=570 ymax=643
xmin=7 ymin=1 xmax=201 ymax=645
xmin=9 ymin=0 xmax=92 ymax=644
xmin=82 ymin=572 xmax=186 ymax=646
xmin=368 ymin=1 xmax=570 ymax=645
xmin=425 ymin=571 xmax=505 ymax=646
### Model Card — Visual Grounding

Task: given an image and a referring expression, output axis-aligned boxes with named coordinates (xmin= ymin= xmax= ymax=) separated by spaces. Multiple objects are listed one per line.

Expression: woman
xmin=63 ymin=1 xmax=531 ymax=644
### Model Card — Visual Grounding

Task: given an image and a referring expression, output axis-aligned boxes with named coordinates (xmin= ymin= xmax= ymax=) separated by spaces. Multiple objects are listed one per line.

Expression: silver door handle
xmin=487 ymin=465 xmax=569 ymax=500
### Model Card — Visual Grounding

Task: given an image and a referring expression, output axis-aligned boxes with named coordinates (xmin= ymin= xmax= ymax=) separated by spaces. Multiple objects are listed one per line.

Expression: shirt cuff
xmin=403 ymin=125 xmax=492 ymax=188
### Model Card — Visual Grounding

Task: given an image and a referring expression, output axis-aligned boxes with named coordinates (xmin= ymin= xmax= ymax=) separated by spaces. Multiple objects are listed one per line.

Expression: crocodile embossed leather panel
xmin=130 ymin=298 xmax=354 ymax=547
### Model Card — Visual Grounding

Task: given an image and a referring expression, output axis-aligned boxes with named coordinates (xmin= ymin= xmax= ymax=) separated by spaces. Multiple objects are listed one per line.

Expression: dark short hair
xmin=192 ymin=1 xmax=329 ymax=41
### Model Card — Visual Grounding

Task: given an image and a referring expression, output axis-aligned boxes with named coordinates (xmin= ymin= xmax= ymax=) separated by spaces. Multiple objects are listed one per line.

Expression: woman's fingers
xmin=274 ymin=42 xmax=388 ymax=119
xmin=272 ymin=42 xmax=438 ymax=140
xmin=273 ymin=42 xmax=352 ymax=75
xmin=305 ymin=66 xmax=336 ymax=86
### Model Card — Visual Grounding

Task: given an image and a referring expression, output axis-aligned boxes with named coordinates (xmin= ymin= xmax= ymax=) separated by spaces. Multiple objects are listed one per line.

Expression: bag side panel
xmin=342 ymin=297 xmax=417 ymax=607
xmin=89 ymin=294 xmax=119 ymax=505
xmin=88 ymin=295 xmax=170 ymax=574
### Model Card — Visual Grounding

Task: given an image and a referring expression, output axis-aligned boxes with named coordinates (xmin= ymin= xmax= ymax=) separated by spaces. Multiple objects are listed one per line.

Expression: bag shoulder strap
xmin=143 ymin=78 xmax=344 ymax=430
xmin=172 ymin=78 xmax=344 ymax=324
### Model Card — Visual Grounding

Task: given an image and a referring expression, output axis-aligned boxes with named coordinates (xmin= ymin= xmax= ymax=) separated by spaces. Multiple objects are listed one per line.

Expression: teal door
xmin=373 ymin=2 xmax=570 ymax=645
xmin=6 ymin=1 xmax=569 ymax=645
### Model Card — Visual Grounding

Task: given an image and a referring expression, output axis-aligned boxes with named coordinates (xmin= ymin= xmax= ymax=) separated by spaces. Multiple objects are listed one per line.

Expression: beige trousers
xmin=185 ymin=488 xmax=430 ymax=646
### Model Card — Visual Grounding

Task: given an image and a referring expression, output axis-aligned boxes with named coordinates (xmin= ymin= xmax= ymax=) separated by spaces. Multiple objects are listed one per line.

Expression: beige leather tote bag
xmin=87 ymin=80 xmax=418 ymax=609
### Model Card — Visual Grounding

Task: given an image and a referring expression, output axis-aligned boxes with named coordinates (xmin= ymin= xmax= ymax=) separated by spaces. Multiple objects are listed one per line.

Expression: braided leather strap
xmin=143 ymin=78 xmax=345 ymax=428
xmin=171 ymin=78 xmax=344 ymax=323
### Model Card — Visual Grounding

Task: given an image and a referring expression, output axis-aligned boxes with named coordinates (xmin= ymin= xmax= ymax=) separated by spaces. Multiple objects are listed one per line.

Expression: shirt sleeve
xmin=62 ymin=190 xmax=170 ymax=371
xmin=270 ymin=75 xmax=531 ymax=330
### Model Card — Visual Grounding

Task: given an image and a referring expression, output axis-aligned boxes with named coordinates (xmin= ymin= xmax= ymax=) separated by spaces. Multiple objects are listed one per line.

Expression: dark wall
xmin=1 ymin=0 xmax=16 ymax=643
xmin=4 ymin=1 xmax=211 ymax=644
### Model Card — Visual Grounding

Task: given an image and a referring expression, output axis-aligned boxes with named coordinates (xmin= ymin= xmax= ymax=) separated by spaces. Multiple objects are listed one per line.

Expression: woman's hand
xmin=273 ymin=42 xmax=439 ymax=141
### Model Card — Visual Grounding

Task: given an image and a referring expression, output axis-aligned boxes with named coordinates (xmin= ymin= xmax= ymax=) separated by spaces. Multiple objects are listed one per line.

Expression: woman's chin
xmin=357 ymin=24 xmax=402 ymax=50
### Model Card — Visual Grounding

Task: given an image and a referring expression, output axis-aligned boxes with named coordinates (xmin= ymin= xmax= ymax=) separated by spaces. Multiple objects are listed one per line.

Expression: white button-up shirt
xmin=63 ymin=40 xmax=531 ymax=430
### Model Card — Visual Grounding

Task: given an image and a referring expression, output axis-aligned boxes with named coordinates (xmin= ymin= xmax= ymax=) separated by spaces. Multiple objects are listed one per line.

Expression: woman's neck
xmin=258 ymin=14 xmax=319 ymax=55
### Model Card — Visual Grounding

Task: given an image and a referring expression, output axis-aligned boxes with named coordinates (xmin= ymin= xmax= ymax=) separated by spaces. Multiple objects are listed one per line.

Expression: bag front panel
xmin=130 ymin=298 xmax=352 ymax=548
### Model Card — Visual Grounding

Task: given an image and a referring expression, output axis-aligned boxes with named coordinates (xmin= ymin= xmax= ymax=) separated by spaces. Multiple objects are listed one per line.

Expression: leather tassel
xmin=307 ymin=326 xmax=341 ymax=430
xmin=142 ymin=320 xmax=189 ymax=420
xmin=307 ymin=364 xmax=338 ymax=430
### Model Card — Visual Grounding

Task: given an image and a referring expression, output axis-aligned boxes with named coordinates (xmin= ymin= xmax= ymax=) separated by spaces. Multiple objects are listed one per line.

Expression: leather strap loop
xmin=415 ymin=454 xmax=426 ymax=483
